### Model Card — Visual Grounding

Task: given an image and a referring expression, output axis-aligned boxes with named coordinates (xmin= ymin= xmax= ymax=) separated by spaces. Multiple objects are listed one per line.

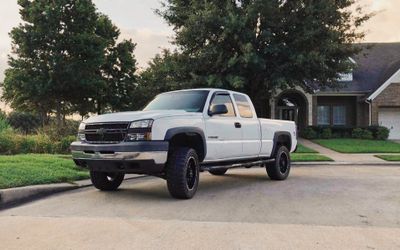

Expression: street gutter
xmin=0 ymin=175 xmax=145 ymax=210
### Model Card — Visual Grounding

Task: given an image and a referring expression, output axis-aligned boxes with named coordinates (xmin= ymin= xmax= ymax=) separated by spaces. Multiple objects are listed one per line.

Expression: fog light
xmin=127 ymin=132 xmax=151 ymax=141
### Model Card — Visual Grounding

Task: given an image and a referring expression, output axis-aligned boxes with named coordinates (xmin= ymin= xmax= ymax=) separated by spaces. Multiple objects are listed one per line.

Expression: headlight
xmin=78 ymin=122 xmax=86 ymax=131
xmin=77 ymin=122 xmax=86 ymax=141
xmin=129 ymin=119 xmax=153 ymax=128
xmin=126 ymin=119 xmax=153 ymax=141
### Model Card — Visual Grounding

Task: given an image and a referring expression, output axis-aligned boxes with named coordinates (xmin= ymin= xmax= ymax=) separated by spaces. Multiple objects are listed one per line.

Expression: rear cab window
xmin=233 ymin=94 xmax=254 ymax=118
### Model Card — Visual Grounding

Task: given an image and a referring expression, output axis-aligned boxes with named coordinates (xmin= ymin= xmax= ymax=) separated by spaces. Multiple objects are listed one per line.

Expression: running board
xmin=200 ymin=158 xmax=275 ymax=171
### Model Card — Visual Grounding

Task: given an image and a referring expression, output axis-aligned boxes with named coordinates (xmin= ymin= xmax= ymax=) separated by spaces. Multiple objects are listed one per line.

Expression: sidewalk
xmin=298 ymin=138 xmax=397 ymax=164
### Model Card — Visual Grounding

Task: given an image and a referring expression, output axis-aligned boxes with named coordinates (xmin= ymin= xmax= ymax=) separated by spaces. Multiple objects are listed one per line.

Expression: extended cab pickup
xmin=71 ymin=89 xmax=297 ymax=199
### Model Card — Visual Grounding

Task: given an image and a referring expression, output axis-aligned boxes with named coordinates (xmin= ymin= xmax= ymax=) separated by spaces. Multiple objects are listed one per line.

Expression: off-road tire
xmin=266 ymin=146 xmax=291 ymax=180
xmin=208 ymin=168 xmax=228 ymax=176
xmin=166 ymin=147 xmax=200 ymax=199
xmin=90 ymin=171 xmax=125 ymax=191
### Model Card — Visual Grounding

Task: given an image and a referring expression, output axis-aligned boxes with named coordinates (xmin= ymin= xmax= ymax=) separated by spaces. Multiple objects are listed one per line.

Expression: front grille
xmin=84 ymin=122 xmax=129 ymax=144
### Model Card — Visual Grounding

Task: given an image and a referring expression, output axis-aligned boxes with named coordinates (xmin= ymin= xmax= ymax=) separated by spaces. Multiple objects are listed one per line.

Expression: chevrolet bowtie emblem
xmin=96 ymin=128 xmax=106 ymax=135
xmin=96 ymin=128 xmax=106 ymax=140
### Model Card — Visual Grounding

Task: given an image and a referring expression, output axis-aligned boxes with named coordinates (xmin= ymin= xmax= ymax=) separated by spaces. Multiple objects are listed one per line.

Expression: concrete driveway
xmin=1 ymin=165 xmax=400 ymax=249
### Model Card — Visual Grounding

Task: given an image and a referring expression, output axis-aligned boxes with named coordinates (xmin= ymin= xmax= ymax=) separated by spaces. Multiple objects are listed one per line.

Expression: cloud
xmin=0 ymin=50 xmax=8 ymax=82
xmin=360 ymin=0 xmax=400 ymax=42
xmin=119 ymin=28 xmax=175 ymax=69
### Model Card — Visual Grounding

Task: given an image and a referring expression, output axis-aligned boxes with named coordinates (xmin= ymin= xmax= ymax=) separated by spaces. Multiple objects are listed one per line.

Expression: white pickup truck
xmin=71 ymin=88 xmax=297 ymax=199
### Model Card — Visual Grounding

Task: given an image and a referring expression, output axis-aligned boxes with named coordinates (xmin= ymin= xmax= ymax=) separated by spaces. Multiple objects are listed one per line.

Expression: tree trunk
xmin=97 ymin=102 xmax=102 ymax=115
xmin=56 ymin=101 xmax=63 ymax=127
xmin=39 ymin=110 xmax=47 ymax=127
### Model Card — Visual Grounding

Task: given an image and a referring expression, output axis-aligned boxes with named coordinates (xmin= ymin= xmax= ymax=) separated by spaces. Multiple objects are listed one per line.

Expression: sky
xmin=0 ymin=0 xmax=400 ymax=84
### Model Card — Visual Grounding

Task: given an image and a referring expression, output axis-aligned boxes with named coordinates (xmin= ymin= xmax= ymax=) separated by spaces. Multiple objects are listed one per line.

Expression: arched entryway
xmin=275 ymin=90 xmax=309 ymax=130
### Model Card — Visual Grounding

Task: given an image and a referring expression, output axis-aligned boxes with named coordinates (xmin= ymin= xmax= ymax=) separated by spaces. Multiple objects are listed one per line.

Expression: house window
xmin=317 ymin=106 xmax=330 ymax=125
xmin=333 ymin=106 xmax=346 ymax=125
xmin=338 ymin=72 xmax=353 ymax=81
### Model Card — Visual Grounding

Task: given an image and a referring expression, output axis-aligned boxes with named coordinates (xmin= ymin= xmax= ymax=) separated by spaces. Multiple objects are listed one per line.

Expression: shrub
xmin=18 ymin=135 xmax=37 ymax=153
xmin=360 ymin=129 xmax=373 ymax=140
xmin=301 ymin=126 xmax=389 ymax=140
xmin=36 ymin=133 xmax=54 ymax=153
xmin=0 ymin=129 xmax=77 ymax=154
xmin=0 ymin=111 xmax=11 ymax=133
xmin=0 ymin=130 xmax=17 ymax=154
xmin=301 ymin=127 xmax=317 ymax=139
xmin=37 ymin=119 xmax=80 ymax=140
xmin=331 ymin=127 xmax=353 ymax=138
xmin=56 ymin=135 xmax=76 ymax=154
xmin=352 ymin=128 xmax=364 ymax=139
xmin=375 ymin=126 xmax=390 ymax=140
xmin=321 ymin=128 xmax=332 ymax=139
xmin=352 ymin=128 xmax=373 ymax=140
xmin=7 ymin=111 xmax=41 ymax=134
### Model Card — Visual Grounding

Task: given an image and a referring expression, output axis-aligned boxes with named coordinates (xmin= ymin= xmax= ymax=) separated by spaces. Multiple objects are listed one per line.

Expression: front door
xmin=204 ymin=93 xmax=243 ymax=160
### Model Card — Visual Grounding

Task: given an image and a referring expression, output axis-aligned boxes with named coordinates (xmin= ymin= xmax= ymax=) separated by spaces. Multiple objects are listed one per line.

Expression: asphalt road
xmin=1 ymin=165 xmax=400 ymax=249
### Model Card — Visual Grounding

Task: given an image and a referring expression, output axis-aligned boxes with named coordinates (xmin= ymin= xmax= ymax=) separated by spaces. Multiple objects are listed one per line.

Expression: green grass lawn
xmin=313 ymin=139 xmax=400 ymax=153
xmin=375 ymin=155 xmax=400 ymax=161
xmin=291 ymin=153 xmax=333 ymax=162
xmin=0 ymin=154 xmax=89 ymax=189
xmin=294 ymin=144 xmax=317 ymax=153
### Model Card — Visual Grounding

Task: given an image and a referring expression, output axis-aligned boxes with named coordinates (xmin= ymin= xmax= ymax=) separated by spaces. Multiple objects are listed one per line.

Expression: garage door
xmin=379 ymin=108 xmax=400 ymax=140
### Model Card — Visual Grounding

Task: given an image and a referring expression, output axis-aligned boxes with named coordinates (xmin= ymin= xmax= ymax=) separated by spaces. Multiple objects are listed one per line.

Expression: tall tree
xmin=2 ymin=0 xmax=137 ymax=124
xmin=159 ymin=0 xmax=371 ymax=117
xmin=137 ymin=49 xmax=197 ymax=108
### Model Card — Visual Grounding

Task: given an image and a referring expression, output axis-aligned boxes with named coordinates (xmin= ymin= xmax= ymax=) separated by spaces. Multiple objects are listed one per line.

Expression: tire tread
xmin=166 ymin=147 xmax=199 ymax=199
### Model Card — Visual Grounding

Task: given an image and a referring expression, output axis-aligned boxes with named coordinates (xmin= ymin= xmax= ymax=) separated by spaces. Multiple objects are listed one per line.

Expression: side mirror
xmin=209 ymin=104 xmax=228 ymax=116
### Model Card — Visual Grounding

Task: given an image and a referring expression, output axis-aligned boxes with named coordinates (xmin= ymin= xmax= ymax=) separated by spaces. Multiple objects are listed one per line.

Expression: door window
xmin=233 ymin=94 xmax=254 ymax=118
xmin=209 ymin=94 xmax=236 ymax=117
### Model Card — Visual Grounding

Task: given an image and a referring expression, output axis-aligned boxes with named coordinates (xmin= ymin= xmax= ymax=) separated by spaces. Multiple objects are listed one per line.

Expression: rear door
xmin=204 ymin=92 xmax=243 ymax=160
xmin=233 ymin=94 xmax=261 ymax=157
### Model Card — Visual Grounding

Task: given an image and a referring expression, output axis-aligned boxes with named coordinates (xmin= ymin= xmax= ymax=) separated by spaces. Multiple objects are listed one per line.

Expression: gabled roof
xmin=340 ymin=43 xmax=400 ymax=93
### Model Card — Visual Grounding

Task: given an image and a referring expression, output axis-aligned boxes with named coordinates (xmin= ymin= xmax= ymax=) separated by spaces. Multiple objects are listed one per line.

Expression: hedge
xmin=301 ymin=126 xmax=390 ymax=140
xmin=0 ymin=130 xmax=76 ymax=155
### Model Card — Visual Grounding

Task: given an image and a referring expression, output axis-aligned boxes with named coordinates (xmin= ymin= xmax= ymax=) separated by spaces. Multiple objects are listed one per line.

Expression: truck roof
xmin=164 ymin=88 xmax=247 ymax=96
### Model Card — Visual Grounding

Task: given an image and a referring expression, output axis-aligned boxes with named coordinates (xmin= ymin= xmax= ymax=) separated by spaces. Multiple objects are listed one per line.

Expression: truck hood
xmin=83 ymin=110 xmax=199 ymax=124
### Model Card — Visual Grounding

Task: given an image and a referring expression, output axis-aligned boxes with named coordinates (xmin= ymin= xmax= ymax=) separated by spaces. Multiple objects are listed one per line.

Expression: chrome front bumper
xmin=70 ymin=141 xmax=169 ymax=174
xmin=71 ymin=150 xmax=168 ymax=164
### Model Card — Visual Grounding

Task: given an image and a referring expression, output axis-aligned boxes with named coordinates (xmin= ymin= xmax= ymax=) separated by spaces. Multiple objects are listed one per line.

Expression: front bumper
xmin=71 ymin=141 xmax=169 ymax=175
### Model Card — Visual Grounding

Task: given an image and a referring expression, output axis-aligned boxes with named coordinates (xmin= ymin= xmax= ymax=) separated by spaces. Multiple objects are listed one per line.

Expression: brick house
xmin=271 ymin=43 xmax=400 ymax=139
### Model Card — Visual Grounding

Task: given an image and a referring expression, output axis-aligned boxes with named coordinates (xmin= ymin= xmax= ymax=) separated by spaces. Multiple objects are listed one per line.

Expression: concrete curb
xmin=0 ymin=183 xmax=83 ymax=210
xmin=0 ymin=175 xmax=143 ymax=210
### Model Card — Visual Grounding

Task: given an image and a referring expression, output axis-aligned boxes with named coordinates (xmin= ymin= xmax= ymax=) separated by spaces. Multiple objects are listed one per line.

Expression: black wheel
xmin=166 ymin=147 xmax=200 ymax=199
xmin=266 ymin=146 xmax=291 ymax=180
xmin=208 ymin=168 xmax=228 ymax=176
xmin=90 ymin=171 xmax=125 ymax=191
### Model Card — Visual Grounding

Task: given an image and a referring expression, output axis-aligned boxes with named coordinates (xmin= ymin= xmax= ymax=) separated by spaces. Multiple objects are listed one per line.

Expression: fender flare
xmin=164 ymin=127 xmax=207 ymax=159
xmin=271 ymin=131 xmax=292 ymax=157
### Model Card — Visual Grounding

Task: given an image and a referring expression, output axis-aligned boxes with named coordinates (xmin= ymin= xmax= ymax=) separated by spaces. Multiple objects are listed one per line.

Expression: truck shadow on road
xmin=113 ymin=171 xmax=277 ymax=201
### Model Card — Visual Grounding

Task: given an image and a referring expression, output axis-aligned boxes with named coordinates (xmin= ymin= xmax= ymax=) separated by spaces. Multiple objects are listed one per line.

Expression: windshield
xmin=143 ymin=90 xmax=209 ymax=112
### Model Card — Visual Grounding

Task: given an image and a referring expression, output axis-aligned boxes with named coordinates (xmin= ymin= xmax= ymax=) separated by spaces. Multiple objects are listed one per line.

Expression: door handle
xmin=234 ymin=122 xmax=241 ymax=128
